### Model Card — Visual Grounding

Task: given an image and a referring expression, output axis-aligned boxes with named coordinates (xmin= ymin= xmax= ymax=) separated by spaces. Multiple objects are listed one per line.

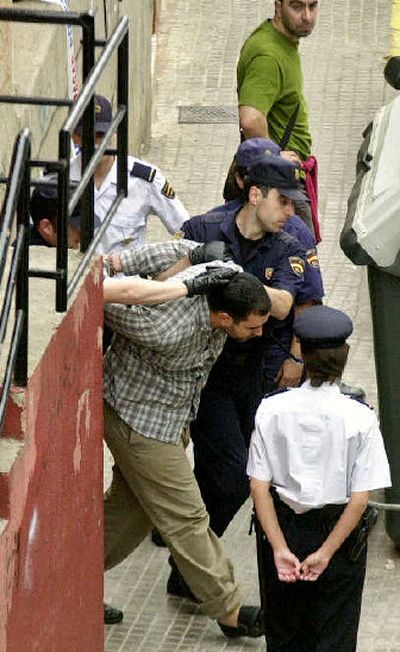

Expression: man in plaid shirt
xmin=103 ymin=240 xmax=271 ymax=639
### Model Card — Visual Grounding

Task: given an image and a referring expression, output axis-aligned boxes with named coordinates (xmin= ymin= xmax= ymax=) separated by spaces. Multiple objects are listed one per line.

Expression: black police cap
xmin=30 ymin=181 xmax=80 ymax=229
xmin=293 ymin=305 xmax=353 ymax=351
xmin=246 ymin=154 xmax=307 ymax=202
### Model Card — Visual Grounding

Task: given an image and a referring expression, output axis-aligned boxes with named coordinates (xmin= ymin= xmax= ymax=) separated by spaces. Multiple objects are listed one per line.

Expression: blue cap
xmin=236 ymin=138 xmax=281 ymax=169
xmin=247 ymin=155 xmax=307 ymax=202
xmin=294 ymin=305 xmax=353 ymax=351
xmin=30 ymin=182 xmax=80 ymax=229
xmin=74 ymin=94 xmax=112 ymax=135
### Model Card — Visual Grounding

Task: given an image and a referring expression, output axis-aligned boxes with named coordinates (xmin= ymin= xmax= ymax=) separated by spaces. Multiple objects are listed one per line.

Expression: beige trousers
xmin=103 ymin=402 xmax=241 ymax=620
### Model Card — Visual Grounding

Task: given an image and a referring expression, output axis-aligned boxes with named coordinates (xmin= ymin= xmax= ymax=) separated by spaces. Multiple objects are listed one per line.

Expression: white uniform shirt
xmin=247 ymin=380 xmax=391 ymax=514
xmin=70 ymin=154 xmax=189 ymax=254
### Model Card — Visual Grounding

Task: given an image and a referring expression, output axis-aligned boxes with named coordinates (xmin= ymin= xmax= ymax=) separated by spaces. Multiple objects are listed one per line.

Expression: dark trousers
xmin=191 ymin=358 xmax=264 ymax=537
xmin=256 ymin=495 xmax=366 ymax=652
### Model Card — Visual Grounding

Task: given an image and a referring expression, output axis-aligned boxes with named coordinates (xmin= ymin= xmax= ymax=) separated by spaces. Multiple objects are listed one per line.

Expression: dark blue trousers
xmin=256 ymin=494 xmax=366 ymax=652
xmin=191 ymin=355 xmax=264 ymax=537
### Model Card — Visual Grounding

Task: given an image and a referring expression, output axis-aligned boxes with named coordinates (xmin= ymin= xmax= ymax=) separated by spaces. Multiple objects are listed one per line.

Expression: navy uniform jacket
xmin=182 ymin=208 xmax=307 ymax=356
xmin=205 ymin=198 xmax=324 ymax=304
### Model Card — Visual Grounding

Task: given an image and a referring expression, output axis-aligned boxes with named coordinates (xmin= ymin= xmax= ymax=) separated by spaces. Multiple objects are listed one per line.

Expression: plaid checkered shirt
xmin=104 ymin=241 xmax=231 ymax=444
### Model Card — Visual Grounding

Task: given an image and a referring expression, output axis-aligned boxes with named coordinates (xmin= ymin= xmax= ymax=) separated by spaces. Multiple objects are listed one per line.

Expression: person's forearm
xmin=319 ymin=492 xmax=369 ymax=560
xmin=250 ymin=479 xmax=288 ymax=552
xmin=239 ymin=106 xmax=268 ymax=139
xmin=266 ymin=287 xmax=293 ymax=319
xmin=118 ymin=240 xmax=196 ymax=277
xmin=155 ymin=255 xmax=191 ymax=281
xmin=103 ymin=277 xmax=187 ymax=305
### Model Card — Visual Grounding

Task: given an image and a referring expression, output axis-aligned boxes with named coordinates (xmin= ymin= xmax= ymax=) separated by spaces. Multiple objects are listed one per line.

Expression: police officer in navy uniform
xmin=166 ymin=155 xmax=310 ymax=598
xmin=70 ymin=95 xmax=189 ymax=254
xmin=248 ymin=305 xmax=391 ymax=651
xmin=203 ymin=137 xmax=324 ymax=391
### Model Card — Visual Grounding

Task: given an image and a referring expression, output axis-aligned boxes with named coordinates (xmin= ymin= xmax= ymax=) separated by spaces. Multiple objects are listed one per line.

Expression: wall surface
xmin=0 ymin=260 xmax=104 ymax=652
xmin=0 ymin=0 xmax=154 ymax=178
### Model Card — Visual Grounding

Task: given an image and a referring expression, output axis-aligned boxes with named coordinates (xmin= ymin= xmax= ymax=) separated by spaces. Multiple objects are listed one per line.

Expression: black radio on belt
xmin=348 ymin=505 xmax=378 ymax=562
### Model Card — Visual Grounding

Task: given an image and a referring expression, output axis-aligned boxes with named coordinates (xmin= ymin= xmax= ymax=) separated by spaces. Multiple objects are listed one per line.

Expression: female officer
xmin=247 ymin=305 xmax=391 ymax=651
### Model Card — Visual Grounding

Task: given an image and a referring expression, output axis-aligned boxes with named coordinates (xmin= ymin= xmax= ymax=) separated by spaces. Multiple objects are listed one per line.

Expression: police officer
xmin=70 ymin=95 xmax=189 ymax=254
xmin=166 ymin=155 xmax=309 ymax=599
xmin=248 ymin=305 xmax=391 ymax=651
xmin=207 ymin=137 xmax=324 ymax=390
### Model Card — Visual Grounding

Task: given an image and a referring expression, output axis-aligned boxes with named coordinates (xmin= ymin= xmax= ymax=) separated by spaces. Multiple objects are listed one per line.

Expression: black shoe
xmin=151 ymin=528 xmax=167 ymax=547
xmin=218 ymin=606 xmax=264 ymax=639
xmin=166 ymin=566 xmax=200 ymax=603
xmin=339 ymin=381 xmax=366 ymax=401
xmin=104 ymin=603 xmax=123 ymax=625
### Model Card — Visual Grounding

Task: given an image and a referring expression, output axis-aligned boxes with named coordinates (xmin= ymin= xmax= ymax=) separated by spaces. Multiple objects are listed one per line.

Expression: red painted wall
xmin=0 ymin=261 xmax=104 ymax=652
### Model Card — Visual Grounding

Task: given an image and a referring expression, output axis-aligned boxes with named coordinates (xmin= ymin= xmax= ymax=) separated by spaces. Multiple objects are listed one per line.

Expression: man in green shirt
xmin=237 ymin=0 xmax=319 ymax=162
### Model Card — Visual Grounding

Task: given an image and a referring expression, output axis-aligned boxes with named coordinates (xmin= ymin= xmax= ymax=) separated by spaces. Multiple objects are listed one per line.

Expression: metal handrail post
xmin=117 ymin=29 xmax=129 ymax=198
xmin=80 ymin=12 xmax=96 ymax=252
xmin=57 ymin=130 xmax=70 ymax=312
xmin=14 ymin=131 xmax=31 ymax=387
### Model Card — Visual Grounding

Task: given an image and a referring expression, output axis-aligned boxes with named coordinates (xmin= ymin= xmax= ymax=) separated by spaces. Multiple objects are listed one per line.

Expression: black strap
xmin=268 ymin=330 xmax=303 ymax=364
xmin=278 ymin=102 xmax=300 ymax=151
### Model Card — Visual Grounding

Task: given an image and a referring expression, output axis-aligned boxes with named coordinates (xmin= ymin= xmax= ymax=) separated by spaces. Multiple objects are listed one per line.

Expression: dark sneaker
xmin=151 ymin=528 xmax=167 ymax=547
xmin=339 ymin=381 xmax=366 ymax=401
xmin=166 ymin=566 xmax=200 ymax=603
xmin=104 ymin=603 xmax=123 ymax=625
xmin=218 ymin=606 xmax=264 ymax=639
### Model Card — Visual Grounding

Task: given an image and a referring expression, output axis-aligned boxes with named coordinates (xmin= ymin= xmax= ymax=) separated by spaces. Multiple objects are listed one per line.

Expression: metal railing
xmin=24 ymin=16 xmax=129 ymax=311
xmin=0 ymin=7 xmax=130 ymax=433
xmin=0 ymin=129 xmax=31 ymax=431
xmin=61 ymin=15 xmax=129 ymax=304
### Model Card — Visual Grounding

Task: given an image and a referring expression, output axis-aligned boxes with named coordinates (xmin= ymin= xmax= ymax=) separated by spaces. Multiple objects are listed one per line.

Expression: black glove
xmin=184 ymin=267 xmax=238 ymax=297
xmin=189 ymin=241 xmax=233 ymax=266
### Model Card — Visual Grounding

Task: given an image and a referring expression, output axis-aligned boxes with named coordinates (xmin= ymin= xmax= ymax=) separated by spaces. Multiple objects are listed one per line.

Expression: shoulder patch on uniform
xmin=161 ymin=179 xmax=176 ymax=199
xmin=130 ymin=161 xmax=156 ymax=182
xmin=172 ymin=230 xmax=184 ymax=240
xmin=289 ymin=256 xmax=305 ymax=277
xmin=348 ymin=394 xmax=373 ymax=409
xmin=306 ymin=247 xmax=320 ymax=269
xmin=263 ymin=387 xmax=289 ymax=400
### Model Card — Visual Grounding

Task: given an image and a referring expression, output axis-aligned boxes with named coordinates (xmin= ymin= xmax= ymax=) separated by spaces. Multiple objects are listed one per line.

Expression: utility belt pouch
xmin=348 ymin=505 xmax=378 ymax=562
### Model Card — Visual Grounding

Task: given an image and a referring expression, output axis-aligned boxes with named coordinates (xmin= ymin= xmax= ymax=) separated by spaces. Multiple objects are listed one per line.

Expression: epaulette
xmin=348 ymin=394 xmax=373 ymax=409
xmin=263 ymin=387 xmax=289 ymax=400
xmin=130 ymin=161 xmax=156 ymax=182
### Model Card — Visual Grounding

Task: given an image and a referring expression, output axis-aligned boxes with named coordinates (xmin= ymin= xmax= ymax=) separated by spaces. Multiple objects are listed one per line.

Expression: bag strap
xmin=279 ymin=102 xmax=300 ymax=150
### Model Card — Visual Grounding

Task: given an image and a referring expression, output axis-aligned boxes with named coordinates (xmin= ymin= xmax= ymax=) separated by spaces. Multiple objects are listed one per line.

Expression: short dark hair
xmin=303 ymin=344 xmax=349 ymax=387
xmin=30 ymin=180 xmax=80 ymax=230
xmin=206 ymin=271 xmax=271 ymax=322
xmin=242 ymin=176 xmax=272 ymax=202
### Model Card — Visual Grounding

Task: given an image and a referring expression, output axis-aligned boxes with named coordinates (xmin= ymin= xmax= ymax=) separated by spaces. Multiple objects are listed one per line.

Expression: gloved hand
xmin=184 ymin=267 xmax=238 ymax=297
xmin=189 ymin=241 xmax=233 ymax=266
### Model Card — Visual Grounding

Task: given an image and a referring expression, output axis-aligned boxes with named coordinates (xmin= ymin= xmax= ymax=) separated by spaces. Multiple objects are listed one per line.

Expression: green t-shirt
xmin=237 ymin=20 xmax=311 ymax=160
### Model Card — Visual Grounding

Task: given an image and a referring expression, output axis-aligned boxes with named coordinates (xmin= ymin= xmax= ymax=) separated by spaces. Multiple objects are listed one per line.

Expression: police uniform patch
xmin=161 ymin=179 xmax=176 ymax=199
xmin=173 ymin=230 xmax=184 ymax=240
xmin=265 ymin=267 xmax=274 ymax=280
xmin=130 ymin=162 xmax=156 ymax=182
xmin=289 ymin=256 xmax=305 ymax=277
xmin=306 ymin=247 xmax=320 ymax=269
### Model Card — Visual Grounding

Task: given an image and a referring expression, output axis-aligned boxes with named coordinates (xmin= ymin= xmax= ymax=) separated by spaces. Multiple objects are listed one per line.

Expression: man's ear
xmin=211 ymin=311 xmax=234 ymax=329
xmin=248 ymin=184 xmax=261 ymax=206
xmin=37 ymin=218 xmax=57 ymax=245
